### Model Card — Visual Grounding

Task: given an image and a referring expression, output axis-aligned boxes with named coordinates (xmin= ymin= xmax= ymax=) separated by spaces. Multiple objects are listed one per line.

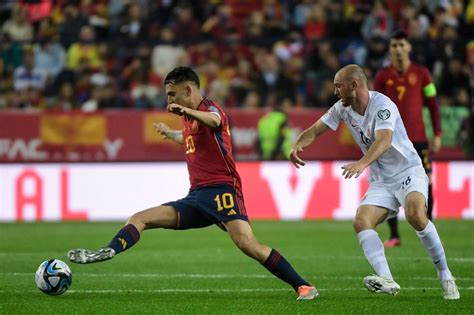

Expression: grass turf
xmin=1 ymin=220 xmax=473 ymax=314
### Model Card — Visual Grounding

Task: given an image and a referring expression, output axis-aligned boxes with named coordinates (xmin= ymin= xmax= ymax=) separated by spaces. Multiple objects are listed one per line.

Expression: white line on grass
xmin=0 ymin=287 xmax=473 ymax=294
xmin=4 ymin=273 xmax=473 ymax=281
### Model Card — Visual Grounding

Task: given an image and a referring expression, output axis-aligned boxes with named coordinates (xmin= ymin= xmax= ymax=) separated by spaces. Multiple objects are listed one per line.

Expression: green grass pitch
xmin=1 ymin=220 xmax=473 ymax=314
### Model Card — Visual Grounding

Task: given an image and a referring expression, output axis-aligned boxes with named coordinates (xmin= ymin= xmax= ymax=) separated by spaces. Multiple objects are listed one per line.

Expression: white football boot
xmin=363 ymin=275 xmax=400 ymax=295
xmin=68 ymin=247 xmax=115 ymax=264
xmin=441 ymin=279 xmax=460 ymax=300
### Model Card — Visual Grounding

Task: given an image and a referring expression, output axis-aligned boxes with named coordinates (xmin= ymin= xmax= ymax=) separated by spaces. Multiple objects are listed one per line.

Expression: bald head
xmin=336 ymin=64 xmax=368 ymax=87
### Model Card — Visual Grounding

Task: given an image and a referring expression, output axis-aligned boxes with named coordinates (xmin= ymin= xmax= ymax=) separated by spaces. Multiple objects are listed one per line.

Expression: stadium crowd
xmin=0 ymin=0 xmax=472 ymax=111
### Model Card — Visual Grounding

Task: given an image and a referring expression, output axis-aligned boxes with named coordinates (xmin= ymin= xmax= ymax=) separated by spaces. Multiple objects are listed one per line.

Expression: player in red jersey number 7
xmin=374 ymin=31 xmax=442 ymax=248
xmin=67 ymin=67 xmax=318 ymax=301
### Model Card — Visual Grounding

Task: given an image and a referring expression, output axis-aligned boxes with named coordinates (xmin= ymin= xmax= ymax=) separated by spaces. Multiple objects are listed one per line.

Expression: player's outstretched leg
xmin=68 ymin=223 xmax=139 ymax=264
xmin=68 ymin=205 xmax=178 ymax=264
xmin=384 ymin=217 xmax=401 ymax=248
xmin=224 ymin=219 xmax=319 ymax=300
xmin=405 ymin=192 xmax=460 ymax=300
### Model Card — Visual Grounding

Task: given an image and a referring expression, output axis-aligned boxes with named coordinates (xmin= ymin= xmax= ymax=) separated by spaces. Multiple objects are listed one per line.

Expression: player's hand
xmin=341 ymin=161 xmax=366 ymax=179
xmin=289 ymin=145 xmax=306 ymax=168
xmin=167 ymin=103 xmax=187 ymax=116
xmin=430 ymin=135 xmax=441 ymax=153
xmin=153 ymin=122 xmax=171 ymax=139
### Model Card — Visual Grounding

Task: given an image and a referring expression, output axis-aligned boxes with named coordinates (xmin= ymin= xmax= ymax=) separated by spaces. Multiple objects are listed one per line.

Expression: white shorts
xmin=359 ymin=168 xmax=429 ymax=219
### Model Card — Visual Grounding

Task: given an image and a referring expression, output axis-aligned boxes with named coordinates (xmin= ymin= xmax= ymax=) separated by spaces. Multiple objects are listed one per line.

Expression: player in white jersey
xmin=290 ymin=64 xmax=459 ymax=300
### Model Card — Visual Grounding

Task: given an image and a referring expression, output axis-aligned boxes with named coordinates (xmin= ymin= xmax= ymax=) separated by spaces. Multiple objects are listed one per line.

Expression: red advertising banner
xmin=0 ymin=162 xmax=472 ymax=221
xmin=0 ymin=110 xmax=466 ymax=162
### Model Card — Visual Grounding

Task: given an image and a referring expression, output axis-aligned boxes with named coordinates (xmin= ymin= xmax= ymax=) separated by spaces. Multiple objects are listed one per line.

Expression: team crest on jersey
xmin=387 ymin=79 xmax=394 ymax=86
xmin=408 ymin=73 xmax=418 ymax=85
xmin=377 ymin=109 xmax=391 ymax=120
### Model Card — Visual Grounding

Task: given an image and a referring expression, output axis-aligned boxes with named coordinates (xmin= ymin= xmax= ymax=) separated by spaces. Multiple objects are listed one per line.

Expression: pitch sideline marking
xmin=3 ymin=272 xmax=474 ymax=281
xmin=0 ymin=287 xmax=473 ymax=294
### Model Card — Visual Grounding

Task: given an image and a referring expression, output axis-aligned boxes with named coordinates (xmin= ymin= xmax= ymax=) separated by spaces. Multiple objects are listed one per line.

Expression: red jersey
xmin=182 ymin=98 xmax=242 ymax=192
xmin=373 ymin=63 xmax=442 ymax=143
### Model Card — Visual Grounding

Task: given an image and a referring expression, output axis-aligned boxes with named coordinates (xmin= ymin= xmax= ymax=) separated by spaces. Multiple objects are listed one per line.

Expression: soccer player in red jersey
xmin=373 ymin=31 xmax=442 ymax=248
xmin=67 ymin=67 xmax=318 ymax=300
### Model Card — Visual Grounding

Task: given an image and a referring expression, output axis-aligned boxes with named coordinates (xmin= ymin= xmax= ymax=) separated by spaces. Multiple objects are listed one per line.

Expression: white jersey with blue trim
xmin=321 ymin=91 xmax=424 ymax=183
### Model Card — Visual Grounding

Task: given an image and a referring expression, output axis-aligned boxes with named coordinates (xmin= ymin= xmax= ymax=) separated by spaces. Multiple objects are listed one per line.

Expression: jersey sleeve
xmin=320 ymin=104 xmax=341 ymax=131
xmin=374 ymin=102 xmax=397 ymax=132
xmin=420 ymin=67 xmax=442 ymax=135
xmin=207 ymin=105 xmax=222 ymax=119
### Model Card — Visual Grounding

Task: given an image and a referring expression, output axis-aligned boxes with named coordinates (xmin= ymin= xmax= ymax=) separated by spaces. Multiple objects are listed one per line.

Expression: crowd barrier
xmin=0 ymin=161 xmax=472 ymax=221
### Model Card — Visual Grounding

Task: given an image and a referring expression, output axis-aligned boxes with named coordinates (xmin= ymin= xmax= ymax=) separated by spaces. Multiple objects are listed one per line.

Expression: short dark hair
xmin=164 ymin=67 xmax=200 ymax=88
xmin=390 ymin=30 xmax=408 ymax=41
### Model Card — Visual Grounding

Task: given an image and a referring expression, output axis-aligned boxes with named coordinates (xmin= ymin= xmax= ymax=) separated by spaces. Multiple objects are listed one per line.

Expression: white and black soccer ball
xmin=35 ymin=259 xmax=72 ymax=295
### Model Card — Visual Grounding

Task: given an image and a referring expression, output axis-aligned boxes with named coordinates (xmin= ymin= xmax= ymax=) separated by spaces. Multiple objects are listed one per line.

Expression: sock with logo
xmin=262 ymin=249 xmax=310 ymax=291
xmin=107 ymin=224 xmax=140 ymax=254
xmin=416 ymin=221 xmax=453 ymax=280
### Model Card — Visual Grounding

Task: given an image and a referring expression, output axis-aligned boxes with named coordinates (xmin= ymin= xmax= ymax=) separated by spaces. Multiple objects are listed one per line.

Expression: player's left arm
xmin=342 ymin=129 xmax=392 ymax=179
xmin=422 ymin=69 xmax=442 ymax=152
xmin=168 ymin=103 xmax=221 ymax=129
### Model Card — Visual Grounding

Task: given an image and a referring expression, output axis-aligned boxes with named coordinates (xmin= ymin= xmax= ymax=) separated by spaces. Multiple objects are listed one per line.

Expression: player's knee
xmin=405 ymin=206 xmax=428 ymax=229
xmin=126 ymin=212 xmax=143 ymax=226
xmin=353 ymin=216 xmax=370 ymax=232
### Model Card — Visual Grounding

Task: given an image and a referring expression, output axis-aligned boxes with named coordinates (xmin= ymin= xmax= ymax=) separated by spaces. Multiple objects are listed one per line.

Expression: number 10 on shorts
xmin=214 ymin=193 xmax=235 ymax=212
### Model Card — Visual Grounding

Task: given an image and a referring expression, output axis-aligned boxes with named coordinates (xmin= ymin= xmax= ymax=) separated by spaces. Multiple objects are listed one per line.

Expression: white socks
xmin=357 ymin=229 xmax=393 ymax=279
xmin=416 ymin=220 xmax=453 ymax=280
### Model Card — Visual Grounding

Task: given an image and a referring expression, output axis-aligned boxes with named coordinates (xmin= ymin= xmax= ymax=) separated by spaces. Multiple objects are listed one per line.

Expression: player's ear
xmin=186 ymin=85 xmax=192 ymax=97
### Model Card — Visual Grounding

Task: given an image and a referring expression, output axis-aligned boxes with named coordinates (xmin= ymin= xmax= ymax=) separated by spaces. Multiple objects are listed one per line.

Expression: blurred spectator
xmin=242 ymin=90 xmax=261 ymax=110
xmin=303 ymin=3 xmax=327 ymax=40
xmin=202 ymin=4 xmax=240 ymax=40
xmin=254 ymin=52 xmax=295 ymax=107
xmin=292 ymin=0 xmax=313 ymax=28
xmin=47 ymin=81 xmax=79 ymax=110
xmin=261 ymin=0 xmax=287 ymax=38
xmin=33 ymin=35 xmax=66 ymax=86
xmin=172 ymin=4 xmax=202 ymax=42
xmin=306 ymin=41 xmax=340 ymax=107
xmin=432 ymin=24 xmax=464 ymax=81
xmin=126 ymin=45 xmax=162 ymax=109
xmin=437 ymin=58 xmax=471 ymax=107
xmin=364 ymin=36 xmax=388 ymax=75
xmin=82 ymin=77 xmax=127 ymax=111
xmin=12 ymin=47 xmax=48 ymax=109
xmin=361 ymin=1 xmax=396 ymax=41
xmin=151 ymin=27 xmax=186 ymax=80
xmin=245 ymin=11 xmax=265 ymax=40
xmin=113 ymin=2 xmax=148 ymax=44
xmin=257 ymin=95 xmax=293 ymax=160
xmin=0 ymin=33 xmax=23 ymax=72
xmin=1 ymin=5 xmax=33 ymax=42
xmin=58 ymin=3 xmax=89 ymax=48
xmin=228 ymin=58 xmax=255 ymax=107
xmin=66 ymin=25 xmax=103 ymax=71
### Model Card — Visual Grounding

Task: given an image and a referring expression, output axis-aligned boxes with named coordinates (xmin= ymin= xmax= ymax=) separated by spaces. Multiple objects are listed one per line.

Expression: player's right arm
xmin=153 ymin=122 xmax=183 ymax=144
xmin=290 ymin=119 xmax=329 ymax=168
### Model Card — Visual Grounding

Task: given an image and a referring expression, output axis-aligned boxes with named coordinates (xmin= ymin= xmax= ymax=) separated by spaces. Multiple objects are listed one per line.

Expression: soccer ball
xmin=35 ymin=259 xmax=72 ymax=295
